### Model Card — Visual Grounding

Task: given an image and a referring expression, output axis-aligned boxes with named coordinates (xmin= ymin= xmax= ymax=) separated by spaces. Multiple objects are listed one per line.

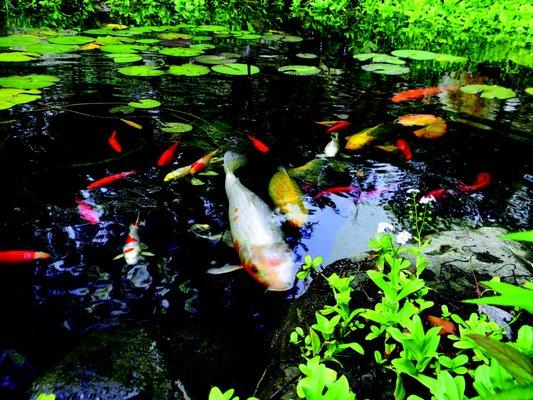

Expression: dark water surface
xmin=0 ymin=31 xmax=531 ymax=398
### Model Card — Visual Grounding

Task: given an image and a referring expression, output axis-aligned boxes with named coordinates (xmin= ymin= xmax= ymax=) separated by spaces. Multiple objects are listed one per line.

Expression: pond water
xmin=0 ymin=27 xmax=531 ymax=398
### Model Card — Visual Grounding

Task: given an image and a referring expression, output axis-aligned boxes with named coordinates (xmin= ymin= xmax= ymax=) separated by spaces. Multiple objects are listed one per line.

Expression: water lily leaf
xmin=282 ymin=35 xmax=303 ymax=43
xmin=190 ymin=43 xmax=215 ymax=51
xmin=361 ymin=63 xmax=409 ymax=75
xmin=101 ymin=44 xmax=148 ymax=54
xmin=353 ymin=53 xmax=381 ymax=61
xmin=117 ymin=65 xmax=165 ymax=77
xmin=95 ymin=36 xmax=123 ymax=45
xmin=0 ymin=88 xmax=41 ymax=109
xmin=278 ymin=65 xmax=321 ymax=76
xmin=48 ymin=35 xmax=93 ymax=45
xmin=0 ymin=34 xmax=42 ymax=47
xmin=168 ymin=64 xmax=210 ymax=76
xmin=135 ymin=38 xmax=160 ymax=44
xmin=413 ymin=119 xmax=447 ymax=139
xmin=0 ymin=51 xmax=41 ymax=62
xmin=109 ymin=105 xmax=135 ymax=114
xmin=128 ymin=99 xmax=161 ymax=109
xmin=0 ymin=74 xmax=59 ymax=89
xmin=25 ymin=43 xmax=78 ymax=54
xmin=219 ymin=52 xmax=241 ymax=59
xmin=105 ymin=23 xmax=128 ymax=30
xmin=296 ymin=53 xmax=318 ymax=59
xmin=211 ymin=63 xmax=260 ymax=76
xmin=159 ymin=47 xmax=204 ymax=57
xmin=107 ymin=53 xmax=143 ymax=63
xmin=262 ymin=33 xmax=283 ymax=41
xmin=460 ymin=85 xmax=516 ymax=100
xmin=235 ymin=33 xmax=262 ymax=40
xmin=161 ymin=122 xmax=193 ymax=133
xmin=195 ymin=55 xmax=236 ymax=65
xmin=391 ymin=49 xmax=437 ymax=60
xmin=434 ymin=53 xmax=467 ymax=62
xmin=196 ymin=25 xmax=229 ymax=33
xmin=191 ymin=35 xmax=212 ymax=42
xmin=158 ymin=32 xmax=193 ymax=40
xmin=84 ymin=28 xmax=115 ymax=35
xmin=525 ymin=88 xmax=533 ymax=96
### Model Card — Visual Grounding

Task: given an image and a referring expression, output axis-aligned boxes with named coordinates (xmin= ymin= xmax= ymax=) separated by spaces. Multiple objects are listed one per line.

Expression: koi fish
xmin=108 ymin=130 xmax=122 ymax=153
xmin=315 ymin=120 xmax=343 ymax=127
xmin=113 ymin=217 xmax=154 ymax=265
xmin=314 ymin=185 xmax=359 ymax=200
xmin=209 ymin=152 xmax=296 ymax=291
xmin=324 ymin=132 xmax=339 ymax=157
xmin=426 ymin=315 xmax=456 ymax=335
xmin=345 ymin=124 xmax=383 ymax=151
xmin=268 ymin=167 xmax=308 ymax=227
xmin=391 ymin=87 xmax=442 ymax=103
xmin=0 ymin=250 xmax=51 ymax=264
xmin=164 ymin=165 xmax=190 ymax=182
xmin=189 ymin=150 xmax=219 ymax=174
xmin=422 ymin=188 xmax=450 ymax=201
xmin=457 ymin=172 xmax=491 ymax=193
xmin=247 ymin=134 xmax=270 ymax=153
xmin=120 ymin=118 xmax=142 ymax=130
xmin=81 ymin=42 xmax=101 ymax=51
xmin=157 ymin=140 xmax=181 ymax=167
xmin=87 ymin=170 xmax=135 ymax=189
xmin=395 ymin=139 xmax=413 ymax=161
xmin=327 ymin=121 xmax=351 ymax=134
xmin=76 ymin=199 xmax=100 ymax=224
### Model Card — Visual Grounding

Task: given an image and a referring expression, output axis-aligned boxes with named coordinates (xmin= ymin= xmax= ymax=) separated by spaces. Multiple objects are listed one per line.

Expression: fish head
xmin=244 ymin=243 xmax=296 ymax=291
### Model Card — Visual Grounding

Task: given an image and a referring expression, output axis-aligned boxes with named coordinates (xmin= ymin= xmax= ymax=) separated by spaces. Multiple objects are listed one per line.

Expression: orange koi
xmin=314 ymin=185 xmax=359 ymax=200
xmin=0 ymin=250 xmax=51 ymax=264
xmin=247 ymin=134 xmax=270 ymax=153
xmin=327 ymin=121 xmax=351 ymax=134
xmin=395 ymin=139 xmax=413 ymax=161
xmin=423 ymin=188 xmax=449 ymax=201
xmin=426 ymin=315 xmax=457 ymax=335
xmin=87 ymin=170 xmax=135 ymax=189
xmin=457 ymin=172 xmax=491 ymax=193
xmin=157 ymin=140 xmax=181 ymax=167
xmin=76 ymin=199 xmax=100 ymax=224
xmin=391 ymin=87 xmax=442 ymax=103
xmin=108 ymin=130 xmax=122 ymax=153
xmin=189 ymin=150 xmax=219 ymax=174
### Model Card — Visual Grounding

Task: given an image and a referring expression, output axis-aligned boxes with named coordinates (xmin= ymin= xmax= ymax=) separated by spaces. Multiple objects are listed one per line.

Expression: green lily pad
xmin=434 ymin=53 xmax=467 ymax=62
xmin=0 ymin=52 xmax=41 ymax=62
xmin=107 ymin=53 xmax=143 ymax=63
xmin=460 ymin=85 xmax=516 ymax=100
xmin=353 ymin=53 xmax=405 ymax=64
xmin=84 ymin=28 xmax=114 ymax=35
xmin=26 ymin=43 xmax=78 ymax=54
xmin=361 ymin=63 xmax=410 ymax=75
xmin=95 ymin=36 xmax=123 ymax=45
xmin=117 ymin=65 xmax=165 ymax=77
xmin=262 ymin=33 xmax=283 ymax=41
xmin=195 ymin=55 xmax=236 ymax=65
xmin=159 ymin=47 xmax=204 ymax=57
xmin=196 ymin=25 xmax=229 ymax=33
xmin=278 ymin=65 xmax=321 ymax=76
xmin=525 ymin=88 xmax=533 ymax=96
xmin=48 ymin=35 xmax=94 ymax=45
xmin=235 ymin=33 xmax=262 ymax=40
xmin=282 ymin=35 xmax=303 ymax=43
xmin=109 ymin=105 xmax=135 ymax=114
xmin=135 ymin=38 xmax=160 ymax=45
xmin=100 ymin=44 xmax=148 ymax=54
xmin=211 ymin=63 xmax=260 ymax=76
xmin=0 ymin=74 xmax=59 ymax=89
xmin=296 ymin=53 xmax=318 ymax=59
xmin=391 ymin=49 xmax=438 ymax=60
xmin=0 ymin=34 xmax=42 ymax=47
xmin=128 ymin=98 xmax=161 ymax=109
xmin=353 ymin=53 xmax=381 ymax=61
xmin=161 ymin=122 xmax=193 ymax=133
xmin=190 ymin=43 xmax=215 ymax=51
xmin=158 ymin=32 xmax=193 ymax=40
xmin=0 ymin=88 xmax=41 ymax=109
xmin=168 ymin=64 xmax=210 ymax=76
xmin=191 ymin=36 xmax=212 ymax=42
xmin=219 ymin=52 xmax=241 ymax=59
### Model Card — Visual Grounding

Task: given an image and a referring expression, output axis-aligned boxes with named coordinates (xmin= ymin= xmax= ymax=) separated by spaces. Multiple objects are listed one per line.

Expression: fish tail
xmin=223 ymin=151 xmax=247 ymax=175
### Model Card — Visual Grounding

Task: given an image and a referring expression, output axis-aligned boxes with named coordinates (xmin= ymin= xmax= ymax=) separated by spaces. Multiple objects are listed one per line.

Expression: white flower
xmin=406 ymin=188 xmax=420 ymax=194
xmin=377 ymin=222 xmax=395 ymax=233
xmin=419 ymin=195 xmax=435 ymax=204
xmin=396 ymin=231 xmax=412 ymax=245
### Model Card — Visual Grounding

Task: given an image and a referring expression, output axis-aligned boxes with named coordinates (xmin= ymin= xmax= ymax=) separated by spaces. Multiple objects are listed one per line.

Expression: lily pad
xmin=48 ymin=35 xmax=94 ymax=45
xmin=117 ymin=65 xmax=165 ymax=77
xmin=195 ymin=55 xmax=236 ymax=65
xmin=460 ymin=85 xmax=516 ymax=100
xmin=262 ymin=33 xmax=283 ymax=41
xmin=135 ymin=38 xmax=160 ymax=45
xmin=0 ymin=88 xmax=41 ymax=110
xmin=159 ymin=47 xmax=204 ymax=57
xmin=196 ymin=25 xmax=228 ymax=33
xmin=219 ymin=52 xmax=241 ymax=59
xmin=525 ymin=88 xmax=533 ymax=96
xmin=391 ymin=49 xmax=438 ymax=60
xmin=161 ymin=122 xmax=193 ymax=133
xmin=353 ymin=53 xmax=405 ymax=64
xmin=25 ymin=43 xmax=78 ymax=54
xmin=191 ymin=36 xmax=212 ymax=42
xmin=235 ymin=33 xmax=262 ymax=40
xmin=128 ymin=99 xmax=161 ymax=109
xmin=190 ymin=43 xmax=215 ymax=51
xmin=278 ymin=65 xmax=321 ymax=76
xmin=0 ymin=34 xmax=42 ymax=47
xmin=107 ymin=53 xmax=143 ymax=63
xmin=413 ymin=119 xmax=447 ymax=139
xmin=211 ymin=63 xmax=260 ymax=76
xmin=95 ymin=36 xmax=123 ymax=45
xmin=101 ymin=44 xmax=148 ymax=54
xmin=398 ymin=114 xmax=440 ymax=126
xmin=168 ymin=64 xmax=210 ymax=76
xmin=361 ymin=63 xmax=409 ymax=75
xmin=0 ymin=74 xmax=59 ymax=89
xmin=84 ymin=29 xmax=114 ymax=35
xmin=282 ymin=35 xmax=303 ymax=43
xmin=0 ymin=52 xmax=41 ymax=62
xmin=109 ymin=105 xmax=135 ymax=114
xmin=434 ymin=53 xmax=467 ymax=63
xmin=296 ymin=53 xmax=318 ymax=59
xmin=158 ymin=32 xmax=193 ymax=40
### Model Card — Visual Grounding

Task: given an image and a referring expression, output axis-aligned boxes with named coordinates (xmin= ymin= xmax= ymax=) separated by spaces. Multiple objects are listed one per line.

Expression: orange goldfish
xmin=0 ymin=250 xmax=50 ymax=264
xmin=426 ymin=315 xmax=457 ymax=335
xmin=268 ymin=167 xmax=308 ymax=227
xmin=391 ymin=87 xmax=442 ymax=103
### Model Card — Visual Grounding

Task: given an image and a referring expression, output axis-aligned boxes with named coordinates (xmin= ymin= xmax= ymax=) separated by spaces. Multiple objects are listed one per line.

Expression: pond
xmin=0 ymin=26 xmax=531 ymax=399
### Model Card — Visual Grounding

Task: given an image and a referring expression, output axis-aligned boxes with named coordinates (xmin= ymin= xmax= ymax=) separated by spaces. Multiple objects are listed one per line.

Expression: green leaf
xmin=526 ymin=88 xmax=533 ymax=96
xmin=469 ymin=334 xmax=533 ymax=384
xmin=262 ymin=33 xmax=283 ymax=41
xmin=500 ymin=230 xmax=533 ymax=243
xmin=128 ymin=98 xmax=161 ymax=109
xmin=25 ymin=43 xmax=78 ymax=54
xmin=354 ymin=53 xmax=405 ymax=64
xmin=195 ymin=54 xmax=237 ymax=65
xmin=278 ymin=65 xmax=321 ymax=76
xmin=95 ymin=36 xmax=123 ymax=45
xmin=118 ymin=65 xmax=165 ymax=77
xmin=464 ymin=281 xmax=533 ymax=313
xmin=161 ymin=122 xmax=193 ymax=134
xmin=391 ymin=49 xmax=438 ymax=60
xmin=434 ymin=53 xmax=467 ymax=62
xmin=190 ymin=178 xmax=205 ymax=186
xmin=48 ymin=35 xmax=93 ymax=45
xmin=461 ymin=85 xmax=516 ymax=100
xmin=0 ymin=51 xmax=40 ymax=62
xmin=158 ymin=32 xmax=193 ymax=40
xmin=0 ymin=74 xmax=58 ymax=89
xmin=282 ymin=35 xmax=303 ymax=43
xmin=168 ymin=64 xmax=210 ymax=76
xmin=0 ymin=34 xmax=42 ymax=47
xmin=212 ymin=63 xmax=260 ymax=76
xmin=101 ymin=44 xmax=148 ymax=54
xmin=296 ymin=53 xmax=318 ymax=59
xmin=109 ymin=105 xmax=135 ymax=114
xmin=479 ymin=384 xmax=533 ymax=400
xmin=361 ymin=63 xmax=409 ymax=75
xmin=160 ymin=47 xmax=204 ymax=57
xmin=36 ymin=394 xmax=56 ymax=400
xmin=0 ymin=88 xmax=41 ymax=109
xmin=106 ymin=53 xmax=143 ymax=63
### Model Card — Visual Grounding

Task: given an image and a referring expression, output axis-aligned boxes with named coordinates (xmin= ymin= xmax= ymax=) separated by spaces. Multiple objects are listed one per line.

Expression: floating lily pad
xmin=109 ymin=105 xmax=135 ymax=114
xmin=26 ymin=43 xmax=78 ymax=54
xmin=84 ymin=28 xmax=114 ymax=35
xmin=161 ymin=122 xmax=193 ymax=133
xmin=0 ymin=52 xmax=41 ymax=62
xmin=460 ymin=84 xmax=516 ymax=100
xmin=361 ymin=63 xmax=409 ymax=75
xmin=158 ymin=32 xmax=192 ymax=40
xmin=219 ymin=52 xmax=241 ymax=59
xmin=48 ymin=35 xmax=94 ymax=45
xmin=159 ymin=47 xmax=204 ymax=57
xmin=391 ymin=49 xmax=437 ymax=60
xmin=196 ymin=25 xmax=228 ymax=33
xmin=95 ymin=36 xmax=123 ymax=45
xmin=353 ymin=53 xmax=405 ymax=64
xmin=107 ymin=53 xmax=143 ymax=63
xmin=0 ymin=88 xmax=41 ymax=110
xmin=0 ymin=74 xmax=59 ymax=89
xmin=296 ymin=53 xmax=318 ymax=59
xmin=262 ymin=33 xmax=283 ymax=41
xmin=168 ymin=64 xmax=210 ymax=76
xmin=195 ymin=55 xmax=236 ymax=65
xmin=211 ymin=63 xmax=259 ymax=76
xmin=526 ymin=88 xmax=533 ymax=96
xmin=235 ymin=33 xmax=262 ymax=40
xmin=128 ymin=99 xmax=161 ymax=109
xmin=353 ymin=53 xmax=381 ymax=61
xmin=278 ymin=65 xmax=320 ymax=76
xmin=135 ymin=38 xmax=160 ymax=44
xmin=191 ymin=36 xmax=212 ymax=42
xmin=190 ymin=43 xmax=215 ymax=51
xmin=434 ymin=53 xmax=467 ymax=62
xmin=101 ymin=44 xmax=148 ymax=54
xmin=282 ymin=35 xmax=303 ymax=43
xmin=117 ymin=65 xmax=165 ymax=77
xmin=0 ymin=34 xmax=42 ymax=47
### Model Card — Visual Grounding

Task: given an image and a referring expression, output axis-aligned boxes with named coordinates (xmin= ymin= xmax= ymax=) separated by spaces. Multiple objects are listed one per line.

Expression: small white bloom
xmin=377 ymin=222 xmax=395 ymax=233
xmin=419 ymin=195 xmax=435 ymax=204
xmin=406 ymin=188 xmax=420 ymax=194
xmin=396 ymin=230 xmax=412 ymax=245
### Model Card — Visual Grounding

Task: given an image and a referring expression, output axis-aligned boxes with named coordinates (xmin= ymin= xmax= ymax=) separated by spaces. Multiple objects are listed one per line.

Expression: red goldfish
xmin=426 ymin=315 xmax=457 ymax=335
xmin=76 ymin=199 xmax=100 ymax=224
xmin=391 ymin=87 xmax=442 ymax=103
xmin=247 ymin=134 xmax=270 ymax=153
xmin=0 ymin=250 xmax=51 ymax=264
xmin=395 ymin=139 xmax=413 ymax=161
xmin=157 ymin=140 xmax=181 ymax=167
xmin=422 ymin=188 xmax=450 ymax=202
xmin=87 ymin=170 xmax=135 ymax=189
xmin=108 ymin=130 xmax=122 ymax=153
xmin=327 ymin=121 xmax=351 ymax=134
xmin=189 ymin=150 xmax=219 ymax=174
xmin=314 ymin=185 xmax=359 ymax=200
xmin=457 ymin=172 xmax=491 ymax=193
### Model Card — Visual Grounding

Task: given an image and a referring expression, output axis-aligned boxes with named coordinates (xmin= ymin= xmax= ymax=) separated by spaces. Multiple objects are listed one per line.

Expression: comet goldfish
xmin=268 ymin=167 xmax=308 ymax=227
xmin=0 ymin=250 xmax=51 ymax=264
xmin=209 ymin=152 xmax=296 ymax=291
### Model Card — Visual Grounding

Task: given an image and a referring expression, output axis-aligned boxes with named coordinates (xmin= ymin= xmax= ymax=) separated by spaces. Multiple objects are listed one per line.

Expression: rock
xmin=30 ymin=324 xmax=173 ymax=400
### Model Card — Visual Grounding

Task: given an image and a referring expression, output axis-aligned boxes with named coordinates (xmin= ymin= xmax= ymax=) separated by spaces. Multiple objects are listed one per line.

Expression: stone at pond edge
xmin=30 ymin=325 xmax=173 ymax=400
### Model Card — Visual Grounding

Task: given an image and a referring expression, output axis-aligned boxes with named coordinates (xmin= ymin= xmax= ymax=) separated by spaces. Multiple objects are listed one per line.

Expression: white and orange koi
xmin=113 ymin=217 xmax=154 ymax=265
xmin=207 ymin=152 xmax=296 ymax=291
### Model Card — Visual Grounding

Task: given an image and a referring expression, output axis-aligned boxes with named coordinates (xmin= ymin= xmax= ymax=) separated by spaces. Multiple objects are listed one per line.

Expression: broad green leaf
xmin=190 ymin=178 xmax=205 ymax=186
xmin=361 ymin=63 xmax=409 ymax=75
xmin=157 ymin=32 xmax=193 ymax=40
xmin=25 ymin=43 xmax=78 ymax=54
xmin=461 ymin=85 xmax=516 ymax=100
xmin=36 ymin=394 xmax=56 ymax=400
xmin=109 ymin=105 xmax=135 ymax=114
xmin=526 ymin=88 xmax=533 ymax=96
xmin=196 ymin=55 xmax=237 ymax=65
xmin=0 ymin=51 xmax=40 ymax=62
xmin=480 ymin=384 xmax=533 ymax=400
xmin=500 ymin=230 xmax=533 ymax=243
xmin=282 ymin=35 xmax=303 ymax=43
xmin=100 ymin=44 xmax=148 ymax=54
xmin=354 ymin=53 xmax=405 ymax=64
xmin=118 ymin=65 xmax=165 ymax=77
xmin=159 ymin=47 xmax=204 ymax=57
xmin=161 ymin=122 xmax=193 ymax=133
xmin=135 ymin=38 xmax=159 ymax=44
xmin=464 ymin=281 xmax=533 ymax=314
xmin=278 ymin=65 xmax=321 ymax=76
xmin=0 ymin=88 xmax=41 ymax=109
xmin=168 ymin=64 xmax=210 ymax=76
xmin=0 ymin=74 xmax=58 ymax=89
xmin=191 ymin=35 xmax=213 ymax=42
xmin=391 ymin=49 xmax=438 ymax=60
xmin=84 ymin=28 xmax=115 ymax=35
xmin=211 ymin=63 xmax=260 ymax=76
xmin=190 ymin=43 xmax=216 ymax=51
xmin=95 ymin=35 xmax=123 ymax=45
xmin=106 ymin=54 xmax=143 ymax=63
xmin=0 ymin=34 xmax=42 ymax=47
xmin=262 ymin=33 xmax=283 ymax=41
xmin=196 ymin=25 xmax=229 ymax=34
xmin=128 ymin=99 xmax=161 ymax=109
xmin=48 ymin=35 xmax=93 ymax=45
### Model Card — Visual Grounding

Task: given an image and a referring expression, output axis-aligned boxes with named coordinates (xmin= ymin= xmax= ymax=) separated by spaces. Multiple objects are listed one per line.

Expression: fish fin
xmin=112 ymin=254 xmax=124 ymax=260
xmin=207 ymin=264 xmax=243 ymax=274
xmin=141 ymin=252 xmax=155 ymax=257
xmin=222 ymin=230 xmax=234 ymax=247
xmin=223 ymin=151 xmax=247 ymax=174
